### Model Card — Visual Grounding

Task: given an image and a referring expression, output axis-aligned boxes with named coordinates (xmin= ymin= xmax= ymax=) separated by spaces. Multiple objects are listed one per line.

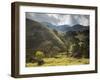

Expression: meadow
xmin=26 ymin=54 xmax=89 ymax=67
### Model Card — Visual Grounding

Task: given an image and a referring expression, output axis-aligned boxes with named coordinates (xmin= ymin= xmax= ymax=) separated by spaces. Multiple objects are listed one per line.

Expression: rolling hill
xmin=26 ymin=19 xmax=67 ymax=59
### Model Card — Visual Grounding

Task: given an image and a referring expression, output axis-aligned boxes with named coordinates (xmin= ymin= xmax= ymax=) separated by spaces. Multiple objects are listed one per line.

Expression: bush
xmin=35 ymin=51 xmax=44 ymax=60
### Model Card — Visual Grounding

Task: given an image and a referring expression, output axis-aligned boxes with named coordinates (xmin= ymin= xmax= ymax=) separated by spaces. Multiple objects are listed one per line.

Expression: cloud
xmin=26 ymin=12 xmax=89 ymax=26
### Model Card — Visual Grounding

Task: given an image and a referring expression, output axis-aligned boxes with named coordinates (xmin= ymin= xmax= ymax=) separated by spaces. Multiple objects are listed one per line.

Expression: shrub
xmin=35 ymin=51 xmax=44 ymax=60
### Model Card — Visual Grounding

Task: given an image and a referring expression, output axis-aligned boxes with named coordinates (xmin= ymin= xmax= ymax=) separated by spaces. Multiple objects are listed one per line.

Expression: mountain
xmin=57 ymin=24 xmax=89 ymax=32
xmin=42 ymin=22 xmax=71 ymax=32
xmin=26 ymin=19 xmax=89 ymax=61
xmin=26 ymin=19 xmax=67 ymax=60
xmin=42 ymin=22 xmax=89 ymax=32
xmin=42 ymin=22 xmax=56 ymax=29
xmin=71 ymin=24 xmax=89 ymax=31
xmin=56 ymin=25 xmax=71 ymax=32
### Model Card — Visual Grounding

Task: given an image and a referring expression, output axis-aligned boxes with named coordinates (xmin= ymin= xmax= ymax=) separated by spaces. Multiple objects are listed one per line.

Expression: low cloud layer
xmin=26 ymin=12 xmax=89 ymax=26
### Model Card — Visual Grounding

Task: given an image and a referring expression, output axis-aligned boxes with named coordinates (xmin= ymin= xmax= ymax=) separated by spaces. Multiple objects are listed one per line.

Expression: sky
xmin=26 ymin=12 xmax=90 ymax=26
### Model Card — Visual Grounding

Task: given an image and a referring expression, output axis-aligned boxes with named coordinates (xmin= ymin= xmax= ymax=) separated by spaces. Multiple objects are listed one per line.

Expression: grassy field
xmin=26 ymin=56 xmax=89 ymax=67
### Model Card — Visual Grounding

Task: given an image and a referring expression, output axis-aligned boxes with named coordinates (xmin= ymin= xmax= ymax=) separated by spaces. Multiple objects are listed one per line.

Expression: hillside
xmin=26 ymin=19 xmax=67 ymax=61
xmin=26 ymin=18 xmax=89 ymax=63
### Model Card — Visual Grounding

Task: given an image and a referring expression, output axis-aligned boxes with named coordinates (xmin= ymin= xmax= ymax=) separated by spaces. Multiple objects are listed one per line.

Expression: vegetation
xmin=35 ymin=51 xmax=44 ymax=59
xmin=26 ymin=19 xmax=90 ymax=67
xmin=26 ymin=53 xmax=89 ymax=67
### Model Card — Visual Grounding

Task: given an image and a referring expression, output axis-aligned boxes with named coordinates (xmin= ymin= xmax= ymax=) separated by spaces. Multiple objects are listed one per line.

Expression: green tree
xmin=34 ymin=51 xmax=45 ymax=66
xmin=35 ymin=51 xmax=44 ymax=59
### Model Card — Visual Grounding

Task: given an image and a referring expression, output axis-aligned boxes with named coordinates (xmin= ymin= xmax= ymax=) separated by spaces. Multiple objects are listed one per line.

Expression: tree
xmin=35 ymin=51 xmax=44 ymax=59
xmin=33 ymin=51 xmax=45 ymax=66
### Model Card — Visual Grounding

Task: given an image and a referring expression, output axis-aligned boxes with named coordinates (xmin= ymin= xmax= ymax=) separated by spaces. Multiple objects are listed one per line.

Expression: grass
xmin=26 ymin=56 xmax=89 ymax=67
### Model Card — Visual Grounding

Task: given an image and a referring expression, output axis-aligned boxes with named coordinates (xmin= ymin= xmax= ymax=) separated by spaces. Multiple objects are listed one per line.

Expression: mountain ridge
xmin=41 ymin=21 xmax=89 ymax=32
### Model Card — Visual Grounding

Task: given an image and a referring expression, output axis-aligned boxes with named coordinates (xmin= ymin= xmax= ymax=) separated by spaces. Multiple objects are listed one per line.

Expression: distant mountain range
xmin=42 ymin=22 xmax=89 ymax=32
